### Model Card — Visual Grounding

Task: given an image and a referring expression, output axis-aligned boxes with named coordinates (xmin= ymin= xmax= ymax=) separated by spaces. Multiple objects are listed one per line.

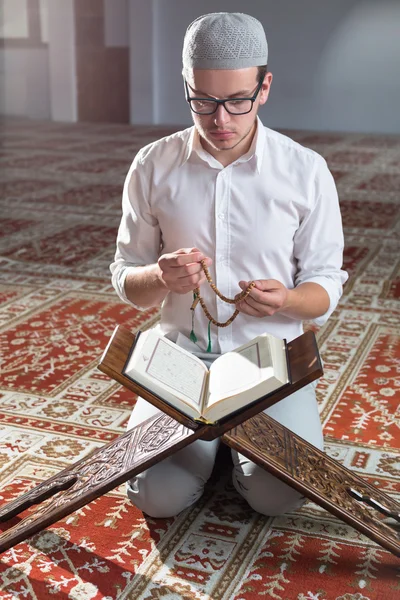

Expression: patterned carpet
xmin=0 ymin=118 xmax=399 ymax=599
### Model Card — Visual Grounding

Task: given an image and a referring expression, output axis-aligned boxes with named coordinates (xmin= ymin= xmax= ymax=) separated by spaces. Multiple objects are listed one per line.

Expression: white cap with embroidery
xmin=182 ymin=12 xmax=268 ymax=70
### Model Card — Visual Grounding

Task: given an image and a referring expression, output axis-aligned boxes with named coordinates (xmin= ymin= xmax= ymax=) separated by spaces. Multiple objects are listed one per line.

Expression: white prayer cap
xmin=182 ymin=12 xmax=268 ymax=70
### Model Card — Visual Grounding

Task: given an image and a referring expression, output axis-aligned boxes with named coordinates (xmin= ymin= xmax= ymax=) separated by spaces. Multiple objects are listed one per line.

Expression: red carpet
xmin=0 ymin=120 xmax=399 ymax=598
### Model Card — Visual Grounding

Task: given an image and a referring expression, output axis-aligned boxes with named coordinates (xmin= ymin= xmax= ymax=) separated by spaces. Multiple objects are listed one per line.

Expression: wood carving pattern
xmin=0 ymin=413 xmax=201 ymax=553
xmin=138 ymin=417 xmax=183 ymax=451
xmin=223 ymin=413 xmax=400 ymax=557
xmin=1 ymin=324 xmax=399 ymax=562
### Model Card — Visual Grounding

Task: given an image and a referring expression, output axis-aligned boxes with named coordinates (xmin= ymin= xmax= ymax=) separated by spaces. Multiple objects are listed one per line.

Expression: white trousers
xmin=126 ymin=381 xmax=324 ymax=518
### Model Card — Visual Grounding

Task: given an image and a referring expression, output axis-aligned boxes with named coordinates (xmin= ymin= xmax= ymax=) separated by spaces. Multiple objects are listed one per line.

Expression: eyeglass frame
xmin=184 ymin=78 xmax=264 ymax=115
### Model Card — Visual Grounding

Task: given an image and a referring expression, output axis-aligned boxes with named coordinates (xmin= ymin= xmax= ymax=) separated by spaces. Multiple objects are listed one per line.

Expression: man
xmin=110 ymin=12 xmax=348 ymax=518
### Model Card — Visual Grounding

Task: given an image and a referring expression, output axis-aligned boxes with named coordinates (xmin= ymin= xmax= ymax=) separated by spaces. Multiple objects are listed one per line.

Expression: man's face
xmin=185 ymin=67 xmax=272 ymax=164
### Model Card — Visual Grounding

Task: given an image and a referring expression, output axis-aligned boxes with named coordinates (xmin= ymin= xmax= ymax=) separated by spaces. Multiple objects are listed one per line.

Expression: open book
xmin=122 ymin=329 xmax=290 ymax=423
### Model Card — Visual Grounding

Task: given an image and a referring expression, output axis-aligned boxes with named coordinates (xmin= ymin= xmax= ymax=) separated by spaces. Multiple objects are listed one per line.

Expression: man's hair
xmin=257 ymin=65 xmax=268 ymax=84
xmin=182 ymin=64 xmax=269 ymax=85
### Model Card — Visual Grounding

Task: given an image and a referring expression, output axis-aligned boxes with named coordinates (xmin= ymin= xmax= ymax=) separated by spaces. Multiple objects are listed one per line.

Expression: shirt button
xmin=218 ymin=213 xmax=225 ymax=220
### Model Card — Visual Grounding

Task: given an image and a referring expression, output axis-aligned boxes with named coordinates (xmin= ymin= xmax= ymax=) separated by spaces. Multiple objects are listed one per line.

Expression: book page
xmin=208 ymin=336 xmax=281 ymax=406
xmin=125 ymin=331 xmax=207 ymax=411
xmin=146 ymin=339 xmax=205 ymax=407
xmin=237 ymin=340 xmax=272 ymax=368
xmin=208 ymin=339 xmax=272 ymax=401
xmin=205 ymin=334 xmax=288 ymax=421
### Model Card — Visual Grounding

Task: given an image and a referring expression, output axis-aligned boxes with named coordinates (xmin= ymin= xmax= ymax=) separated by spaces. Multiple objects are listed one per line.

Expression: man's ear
xmin=259 ymin=72 xmax=273 ymax=105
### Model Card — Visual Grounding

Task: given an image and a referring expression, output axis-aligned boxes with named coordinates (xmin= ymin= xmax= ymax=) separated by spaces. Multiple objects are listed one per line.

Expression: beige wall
xmin=0 ymin=0 xmax=50 ymax=119
xmin=2 ymin=0 xmax=399 ymax=132
xmin=131 ymin=0 xmax=400 ymax=133
xmin=74 ymin=0 xmax=129 ymax=122
xmin=0 ymin=0 xmax=129 ymax=123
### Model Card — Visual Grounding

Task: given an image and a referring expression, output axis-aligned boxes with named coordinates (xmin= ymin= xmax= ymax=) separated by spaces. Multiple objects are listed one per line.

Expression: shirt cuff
xmin=297 ymin=276 xmax=344 ymax=326
xmin=111 ymin=265 xmax=148 ymax=311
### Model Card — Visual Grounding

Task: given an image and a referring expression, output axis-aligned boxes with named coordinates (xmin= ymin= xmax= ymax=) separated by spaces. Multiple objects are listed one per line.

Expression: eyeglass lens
xmin=190 ymin=99 xmax=253 ymax=115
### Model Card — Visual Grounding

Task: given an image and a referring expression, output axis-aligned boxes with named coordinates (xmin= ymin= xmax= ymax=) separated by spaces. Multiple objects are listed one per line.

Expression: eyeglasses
xmin=184 ymin=79 xmax=263 ymax=115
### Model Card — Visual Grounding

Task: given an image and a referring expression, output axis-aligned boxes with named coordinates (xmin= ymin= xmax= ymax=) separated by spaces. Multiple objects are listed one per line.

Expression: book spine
xmin=122 ymin=330 xmax=142 ymax=374
xmin=284 ymin=338 xmax=292 ymax=384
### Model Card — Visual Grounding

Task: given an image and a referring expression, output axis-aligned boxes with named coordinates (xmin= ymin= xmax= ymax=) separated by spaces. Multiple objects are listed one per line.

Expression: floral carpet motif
xmin=0 ymin=119 xmax=399 ymax=599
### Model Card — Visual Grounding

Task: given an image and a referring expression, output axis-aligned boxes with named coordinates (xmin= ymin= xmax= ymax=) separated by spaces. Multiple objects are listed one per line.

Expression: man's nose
xmin=214 ymin=103 xmax=230 ymax=126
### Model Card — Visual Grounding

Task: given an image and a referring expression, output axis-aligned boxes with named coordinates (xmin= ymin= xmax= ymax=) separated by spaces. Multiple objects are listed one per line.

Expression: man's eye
xmin=228 ymin=99 xmax=247 ymax=106
xmin=192 ymin=100 xmax=215 ymax=110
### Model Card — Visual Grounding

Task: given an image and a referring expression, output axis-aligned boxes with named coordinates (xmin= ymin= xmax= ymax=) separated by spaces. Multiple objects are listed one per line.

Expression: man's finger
xmin=236 ymin=301 xmax=265 ymax=317
xmin=177 ymin=247 xmax=202 ymax=254
xmin=237 ymin=282 xmax=265 ymax=303
xmin=174 ymin=252 xmax=213 ymax=267
xmin=160 ymin=251 xmax=203 ymax=267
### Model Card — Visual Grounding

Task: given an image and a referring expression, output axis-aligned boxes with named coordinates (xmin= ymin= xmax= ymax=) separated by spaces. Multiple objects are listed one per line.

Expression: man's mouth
xmin=209 ymin=130 xmax=235 ymax=139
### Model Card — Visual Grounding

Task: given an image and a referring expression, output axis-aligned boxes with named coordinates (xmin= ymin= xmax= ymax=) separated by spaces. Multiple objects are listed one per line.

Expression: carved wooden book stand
xmin=0 ymin=326 xmax=399 ymax=558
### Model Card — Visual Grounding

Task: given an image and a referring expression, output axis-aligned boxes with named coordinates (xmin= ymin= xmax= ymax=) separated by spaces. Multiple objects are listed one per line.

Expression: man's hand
xmin=235 ymin=279 xmax=330 ymax=320
xmin=158 ymin=248 xmax=212 ymax=294
xmin=235 ymin=279 xmax=289 ymax=317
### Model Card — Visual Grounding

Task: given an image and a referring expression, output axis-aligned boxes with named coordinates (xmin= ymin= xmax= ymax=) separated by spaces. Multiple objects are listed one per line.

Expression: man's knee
xmin=127 ymin=461 xmax=205 ymax=518
xmin=125 ymin=401 xmax=219 ymax=518
xmin=232 ymin=463 xmax=306 ymax=517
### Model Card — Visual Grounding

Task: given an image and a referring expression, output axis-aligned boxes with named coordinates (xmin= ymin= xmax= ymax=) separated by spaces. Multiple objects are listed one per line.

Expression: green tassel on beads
xmin=190 ymin=292 xmax=198 ymax=343
xmin=190 ymin=291 xmax=212 ymax=351
xmin=206 ymin=320 xmax=212 ymax=353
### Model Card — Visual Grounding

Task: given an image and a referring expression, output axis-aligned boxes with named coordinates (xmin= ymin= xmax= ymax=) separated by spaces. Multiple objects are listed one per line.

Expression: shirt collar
xmin=183 ymin=116 xmax=266 ymax=173
xmin=182 ymin=126 xmax=196 ymax=164
xmin=255 ymin=116 xmax=266 ymax=173
xmin=236 ymin=117 xmax=266 ymax=173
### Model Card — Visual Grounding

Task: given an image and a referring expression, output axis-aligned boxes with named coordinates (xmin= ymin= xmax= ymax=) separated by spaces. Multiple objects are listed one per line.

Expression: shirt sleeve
xmin=110 ymin=154 xmax=161 ymax=308
xmin=293 ymin=156 xmax=348 ymax=325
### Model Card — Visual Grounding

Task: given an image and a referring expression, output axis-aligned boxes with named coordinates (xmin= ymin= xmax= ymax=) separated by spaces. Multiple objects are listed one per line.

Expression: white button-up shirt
xmin=110 ymin=118 xmax=348 ymax=353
